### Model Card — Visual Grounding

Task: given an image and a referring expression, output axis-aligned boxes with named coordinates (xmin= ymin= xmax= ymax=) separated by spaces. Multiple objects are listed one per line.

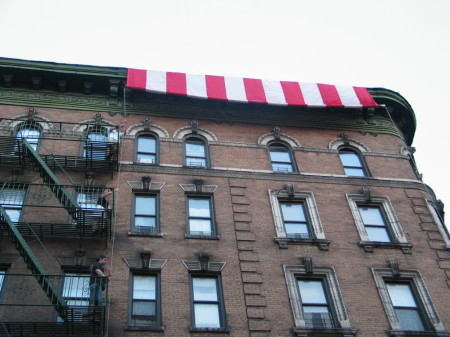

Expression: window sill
xmin=126 ymin=325 xmax=164 ymax=332
xmin=389 ymin=330 xmax=450 ymax=337
xmin=189 ymin=326 xmax=230 ymax=333
xmin=293 ymin=327 xmax=357 ymax=337
xmin=128 ymin=231 xmax=163 ymax=238
xmin=359 ymin=241 xmax=412 ymax=254
xmin=274 ymin=237 xmax=330 ymax=251
xmin=185 ymin=234 xmax=220 ymax=240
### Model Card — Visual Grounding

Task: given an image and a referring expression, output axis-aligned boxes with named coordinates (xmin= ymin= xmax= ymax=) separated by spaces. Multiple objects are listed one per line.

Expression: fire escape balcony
xmin=0 ymin=117 xmax=120 ymax=174
xmin=0 ymin=273 xmax=108 ymax=337
xmin=0 ymin=182 xmax=114 ymax=241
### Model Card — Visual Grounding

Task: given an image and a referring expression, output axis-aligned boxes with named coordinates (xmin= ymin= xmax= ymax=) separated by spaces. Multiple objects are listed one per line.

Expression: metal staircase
xmin=0 ymin=205 xmax=66 ymax=316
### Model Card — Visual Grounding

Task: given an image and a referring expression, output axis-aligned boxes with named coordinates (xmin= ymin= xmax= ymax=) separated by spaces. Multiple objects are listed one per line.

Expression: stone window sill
xmin=389 ymin=330 xmax=450 ymax=337
xmin=293 ymin=327 xmax=357 ymax=337
xmin=128 ymin=231 xmax=163 ymax=238
xmin=274 ymin=237 xmax=330 ymax=250
xmin=189 ymin=326 xmax=229 ymax=333
xmin=185 ymin=234 xmax=220 ymax=240
xmin=359 ymin=241 xmax=412 ymax=254
xmin=126 ymin=325 xmax=164 ymax=332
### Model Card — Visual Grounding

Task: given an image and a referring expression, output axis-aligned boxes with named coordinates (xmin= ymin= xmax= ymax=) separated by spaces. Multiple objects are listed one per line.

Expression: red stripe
xmin=166 ymin=72 xmax=187 ymax=95
xmin=317 ymin=84 xmax=343 ymax=107
xmin=205 ymin=75 xmax=227 ymax=100
xmin=354 ymin=87 xmax=379 ymax=107
xmin=280 ymin=81 xmax=305 ymax=106
xmin=126 ymin=68 xmax=147 ymax=90
xmin=243 ymin=78 xmax=267 ymax=103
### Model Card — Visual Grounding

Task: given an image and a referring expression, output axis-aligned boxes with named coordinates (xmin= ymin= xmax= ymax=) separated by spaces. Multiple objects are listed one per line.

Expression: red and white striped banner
xmin=127 ymin=68 xmax=379 ymax=108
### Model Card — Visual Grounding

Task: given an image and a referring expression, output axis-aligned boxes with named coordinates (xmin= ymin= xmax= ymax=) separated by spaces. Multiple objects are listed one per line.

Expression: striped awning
xmin=127 ymin=68 xmax=379 ymax=108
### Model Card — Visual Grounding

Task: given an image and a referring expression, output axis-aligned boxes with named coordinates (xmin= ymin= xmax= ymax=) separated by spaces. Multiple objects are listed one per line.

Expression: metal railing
xmin=0 ymin=274 xmax=107 ymax=337
xmin=1 ymin=182 xmax=114 ymax=239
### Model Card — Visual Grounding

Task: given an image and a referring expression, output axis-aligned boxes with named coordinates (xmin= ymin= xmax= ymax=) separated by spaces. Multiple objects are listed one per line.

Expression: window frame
xmin=267 ymin=142 xmax=296 ymax=173
xmin=128 ymin=273 xmax=162 ymax=330
xmin=284 ymin=264 xmax=356 ymax=336
xmin=189 ymin=274 xmax=227 ymax=332
xmin=346 ymin=194 xmax=411 ymax=253
xmin=371 ymin=268 xmax=447 ymax=335
xmin=83 ymin=126 xmax=108 ymax=160
xmin=14 ymin=121 xmax=42 ymax=152
xmin=185 ymin=195 xmax=217 ymax=239
xmin=426 ymin=199 xmax=450 ymax=250
xmin=135 ymin=133 xmax=158 ymax=165
xmin=0 ymin=184 xmax=28 ymax=223
xmin=338 ymin=147 xmax=369 ymax=177
xmin=269 ymin=189 xmax=329 ymax=250
xmin=184 ymin=136 xmax=209 ymax=168
xmin=131 ymin=193 xmax=160 ymax=235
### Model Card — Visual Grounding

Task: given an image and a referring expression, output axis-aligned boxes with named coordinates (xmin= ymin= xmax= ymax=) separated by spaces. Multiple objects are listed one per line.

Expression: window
xmin=136 ymin=134 xmax=157 ymax=164
xmin=0 ymin=187 xmax=26 ymax=222
xmin=133 ymin=195 xmax=158 ymax=234
xmin=185 ymin=137 xmax=208 ymax=168
xmin=187 ymin=197 xmax=215 ymax=237
xmin=280 ymin=202 xmax=311 ymax=239
xmin=76 ymin=191 xmax=107 ymax=228
xmin=269 ymin=189 xmax=329 ymax=250
xmin=58 ymin=273 xmax=90 ymax=322
xmin=129 ymin=274 xmax=160 ymax=328
xmin=358 ymin=206 xmax=391 ymax=242
xmin=297 ymin=279 xmax=334 ymax=328
xmin=15 ymin=127 xmax=41 ymax=151
xmin=426 ymin=200 xmax=450 ymax=250
xmin=386 ymin=283 xmax=426 ymax=331
xmin=372 ymin=267 xmax=447 ymax=335
xmin=0 ymin=269 xmax=6 ymax=294
xmin=339 ymin=148 xmax=368 ymax=177
xmin=347 ymin=193 xmax=411 ymax=253
xmin=84 ymin=128 xmax=107 ymax=160
xmin=191 ymin=276 xmax=226 ymax=330
xmin=268 ymin=143 xmax=295 ymax=173
xmin=284 ymin=264 xmax=356 ymax=336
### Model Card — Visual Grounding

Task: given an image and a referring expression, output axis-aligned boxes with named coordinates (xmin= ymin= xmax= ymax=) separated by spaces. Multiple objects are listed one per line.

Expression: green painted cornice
xmin=0 ymin=57 xmax=127 ymax=78
xmin=368 ymin=88 xmax=416 ymax=145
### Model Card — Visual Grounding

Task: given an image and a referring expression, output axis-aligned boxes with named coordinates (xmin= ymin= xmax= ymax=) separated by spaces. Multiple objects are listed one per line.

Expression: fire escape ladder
xmin=0 ymin=205 xmax=67 ymax=317
xmin=20 ymin=139 xmax=80 ymax=217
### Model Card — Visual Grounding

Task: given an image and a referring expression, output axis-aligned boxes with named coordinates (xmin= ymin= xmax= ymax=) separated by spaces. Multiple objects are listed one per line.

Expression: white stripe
xmin=300 ymin=83 xmax=325 ymax=107
xmin=187 ymin=74 xmax=207 ymax=98
xmin=224 ymin=77 xmax=247 ymax=102
xmin=335 ymin=86 xmax=362 ymax=107
xmin=262 ymin=80 xmax=287 ymax=105
xmin=146 ymin=70 xmax=167 ymax=93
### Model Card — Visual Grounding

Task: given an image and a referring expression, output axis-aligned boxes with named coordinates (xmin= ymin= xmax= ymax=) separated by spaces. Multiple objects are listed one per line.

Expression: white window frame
xmin=269 ymin=189 xmax=329 ymax=250
xmin=371 ymin=268 xmax=447 ymax=334
xmin=284 ymin=264 xmax=356 ymax=336
xmin=346 ymin=194 xmax=411 ymax=253
xmin=426 ymin=200 xmax=450 ymax=250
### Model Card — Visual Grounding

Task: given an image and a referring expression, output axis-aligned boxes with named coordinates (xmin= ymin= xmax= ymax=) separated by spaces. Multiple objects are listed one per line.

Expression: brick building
xmin=0 ymin=57 xmax=449 ymax=337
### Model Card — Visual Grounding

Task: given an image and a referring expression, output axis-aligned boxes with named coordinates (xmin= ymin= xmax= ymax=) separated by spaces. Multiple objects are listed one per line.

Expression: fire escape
xmin=0 ymin=115 xmax=119 ymax=337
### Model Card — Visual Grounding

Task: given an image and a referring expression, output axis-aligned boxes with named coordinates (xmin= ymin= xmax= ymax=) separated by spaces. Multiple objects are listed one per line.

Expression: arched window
xmin=338 ymin=147 xmax=368 ymax=177
xmin=268 ymin=143 xmax=295 ymax=173
xmin=84 ymin=127 xmax=107 ymax=160
xmin=15 ymin=121 xmax=42 ymax=151
xmin=185 ymin=137 xmax=208 ymax=168
xmin=136 ymin=134 xmax=158 ymax=164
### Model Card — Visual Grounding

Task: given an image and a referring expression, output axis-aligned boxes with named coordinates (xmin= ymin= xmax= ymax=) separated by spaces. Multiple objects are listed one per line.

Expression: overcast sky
xmin=1 ymin=0 xmax=449 ymax=213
